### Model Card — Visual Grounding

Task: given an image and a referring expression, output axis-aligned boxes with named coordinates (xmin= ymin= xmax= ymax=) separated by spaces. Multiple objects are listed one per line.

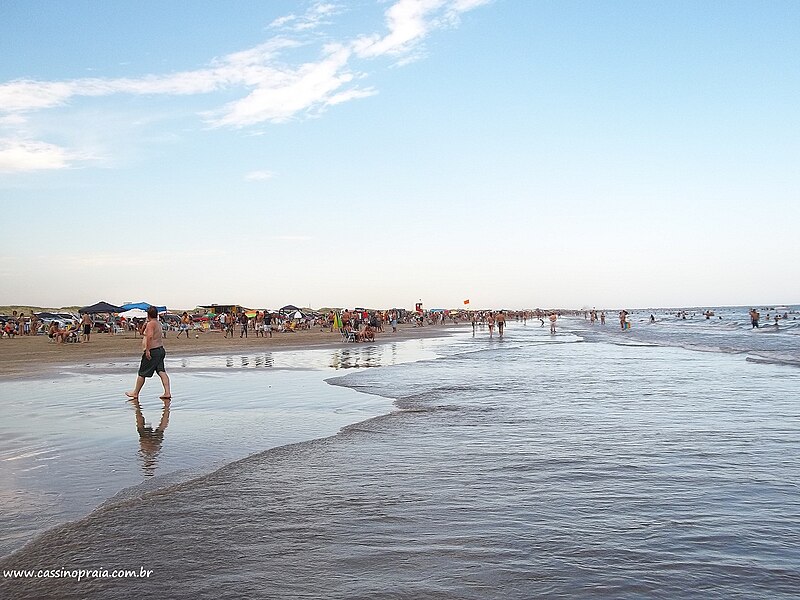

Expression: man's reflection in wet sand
xmin=129 ymin=398 xmax=170 ymax=477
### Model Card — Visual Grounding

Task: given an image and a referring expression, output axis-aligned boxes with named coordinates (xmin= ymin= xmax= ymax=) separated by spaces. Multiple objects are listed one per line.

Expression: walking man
xmin=126 ymin=305 xmax=171 ymax=401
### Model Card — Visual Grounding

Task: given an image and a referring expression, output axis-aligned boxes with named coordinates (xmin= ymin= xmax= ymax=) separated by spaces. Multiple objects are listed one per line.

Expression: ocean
xmin=1 ymin=306 xmax=799 ymax=599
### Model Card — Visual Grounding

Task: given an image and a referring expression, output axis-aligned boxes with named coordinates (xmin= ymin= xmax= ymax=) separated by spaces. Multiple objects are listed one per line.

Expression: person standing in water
xmin=126 ymin=305 xmax=171 ymax=401
xmin=487 ymin=312 xmax=495 ymax=337
xmin=749 ymin=308 xmax=760 ymax=329
xmin=497 ymin=311 xmax=506 ymax=337
xmin=549 ymin=312 xmax=557 ymax=334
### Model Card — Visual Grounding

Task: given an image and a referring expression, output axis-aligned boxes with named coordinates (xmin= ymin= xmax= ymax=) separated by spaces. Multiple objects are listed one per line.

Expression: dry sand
xmin=0 ymin=324 xmax=454 ymax=378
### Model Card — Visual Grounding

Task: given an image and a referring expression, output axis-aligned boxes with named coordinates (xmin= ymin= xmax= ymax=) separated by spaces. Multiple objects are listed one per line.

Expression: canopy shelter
xmin=79 ymin=301 xmax=123 ymax=314
xmin=121 ymin=302 xmax=167 ymax=313
xmin=35 ymin=311 xmax=76 ymax=320
xmin=279 ymin=305 xmax=301 ymax=315
xmin=200 ymin=304 xmax=244 ymax=315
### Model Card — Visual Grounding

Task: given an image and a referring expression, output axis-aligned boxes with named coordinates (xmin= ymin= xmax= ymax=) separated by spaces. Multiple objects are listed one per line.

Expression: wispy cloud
xmin=208 ymin=43 xmax=361 ymax=127
xmin=0 ymin=0 xmax=488 ymax=172
xmin=0 ymin=139 xmax=70 ymax=172
xmin=269 ymin=2 xmax=340 ymax=32
xmin=244 ymin=169 xmax=276 ymax=181
xmin=0 ymin=114 xmax=27 ymax=127
xmin=354 ymin=0 xmax=444 ymax=58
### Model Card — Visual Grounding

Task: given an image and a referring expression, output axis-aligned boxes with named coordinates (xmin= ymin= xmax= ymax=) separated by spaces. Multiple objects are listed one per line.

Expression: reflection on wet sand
xmin=223 ymin=353 xmax=275 ymax=369
xmin=160 ymin=336 xmax=443 ymax=372
xmin=130 ymin=399 xmax=171 ymax=477
xmin=253 ymin=354 xmax=273 ymax=368
xmin=329 ymin=344 xmax=385 ymax=369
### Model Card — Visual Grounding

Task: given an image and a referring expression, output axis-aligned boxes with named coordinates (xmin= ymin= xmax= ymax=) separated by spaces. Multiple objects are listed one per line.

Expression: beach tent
xmin=121 ymin=302 xmax=168 ymax=313
xmin=35 ymin=312 xmax=61 ymax=320
xmin=279 ymin=304 xmax=301 ymax=314
xmin=79 ymin=301 xmax=123 ymax=314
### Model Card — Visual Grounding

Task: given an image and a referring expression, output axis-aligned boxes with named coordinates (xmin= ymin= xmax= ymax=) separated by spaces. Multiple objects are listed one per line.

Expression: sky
xmin=1 ymin=0 xmax=798 ymax=310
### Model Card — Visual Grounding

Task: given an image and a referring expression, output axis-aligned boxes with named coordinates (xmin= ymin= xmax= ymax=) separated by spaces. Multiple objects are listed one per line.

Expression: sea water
xmin=0 ymin=340 xmax=442 ymax=557
xmin=1 ymin=311 xmax=799 ymax=599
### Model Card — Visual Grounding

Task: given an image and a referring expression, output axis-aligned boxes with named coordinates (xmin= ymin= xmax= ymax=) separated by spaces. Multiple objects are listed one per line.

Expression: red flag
xmin=463 ymin=299 xmax=470 ymax=305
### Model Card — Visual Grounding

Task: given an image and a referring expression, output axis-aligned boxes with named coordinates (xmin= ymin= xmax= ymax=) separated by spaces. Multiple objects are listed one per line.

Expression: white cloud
xmin=208 ymin=43 xmax=358 ymax=127
xmin=0 ymin=139 xmax=70 ymax=172
xmin=0 ymin=114 xmax=28 ymax=127
xmin=269 ymin=14 xmax=298 ymax=29
xmin=269 ymin=2 xmax=339 ymax=32
xmin=353 ymin=0 xmax=489 ymax=60
xmin=0 ymin=38 xmax=298 ymax=116
xmin=0 ymin=0 xmax=490 ymax=151
xmin=355 ymin=0 xmax=445 ymax=58
xmin=244 ymin=169 xmax=276 ymax=181
xmin=326 ymin=87 xmax=378 ymax=105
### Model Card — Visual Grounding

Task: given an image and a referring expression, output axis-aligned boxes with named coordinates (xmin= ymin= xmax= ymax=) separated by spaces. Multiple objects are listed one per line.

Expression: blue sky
xmin=1 ymin=0 xmax=798 ymax=310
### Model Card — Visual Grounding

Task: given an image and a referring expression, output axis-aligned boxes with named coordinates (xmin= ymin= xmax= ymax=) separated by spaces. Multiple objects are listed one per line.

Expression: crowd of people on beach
xmin=6 ymin=304 xmax=794 ymax=345
xmin=1 ymin=306 xmax=574 ymax=344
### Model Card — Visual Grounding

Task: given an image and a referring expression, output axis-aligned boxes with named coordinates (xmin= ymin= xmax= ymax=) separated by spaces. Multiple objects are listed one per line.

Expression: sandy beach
xmin=0 ymin=323 xmax=451 ymax=379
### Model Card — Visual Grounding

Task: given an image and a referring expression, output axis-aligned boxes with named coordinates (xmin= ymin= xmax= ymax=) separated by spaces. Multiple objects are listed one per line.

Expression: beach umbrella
xmin=79 ymin=301 xmax=123 ymax=314
xmin=119 ymin=308 xmax=148 ymax=319
xmin=121 ymin=302 xmax=168 ymax=313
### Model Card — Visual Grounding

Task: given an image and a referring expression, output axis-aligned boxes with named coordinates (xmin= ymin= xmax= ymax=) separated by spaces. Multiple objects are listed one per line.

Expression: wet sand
xmin=0 ymin=324 xmax=450 ymax=379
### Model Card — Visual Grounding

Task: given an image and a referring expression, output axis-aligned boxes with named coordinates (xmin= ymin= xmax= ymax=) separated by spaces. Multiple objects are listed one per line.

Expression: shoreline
xmin=0 ymin=323 xmax=457 ymax=380
xmin=0 ymin=329 xmax=459 ymax=559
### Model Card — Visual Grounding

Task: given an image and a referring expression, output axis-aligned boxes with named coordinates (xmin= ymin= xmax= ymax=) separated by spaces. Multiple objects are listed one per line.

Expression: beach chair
xmin=341 ymin=328 xmax=357 ymax=343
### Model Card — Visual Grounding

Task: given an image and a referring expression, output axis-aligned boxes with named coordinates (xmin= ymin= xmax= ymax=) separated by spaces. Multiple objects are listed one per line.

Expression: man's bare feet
xmin=159 ymin=395 xmax=171 ymax=400
xmin=125 ymin=391 xmax=138 ymax=399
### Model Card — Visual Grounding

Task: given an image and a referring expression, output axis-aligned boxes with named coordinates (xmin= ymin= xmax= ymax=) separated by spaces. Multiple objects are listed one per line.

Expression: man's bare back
xmin=144 ymin=318 xmax=164 ymax=351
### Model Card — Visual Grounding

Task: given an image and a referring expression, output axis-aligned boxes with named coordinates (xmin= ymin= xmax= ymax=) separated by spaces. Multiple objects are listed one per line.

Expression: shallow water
xmin=2 ymin=319 xmax=798 ymax=599
xmin=0 ymin=338 xmax=443 ymax=557
xmin=584 ymin=306 xmax=800 ymax=367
